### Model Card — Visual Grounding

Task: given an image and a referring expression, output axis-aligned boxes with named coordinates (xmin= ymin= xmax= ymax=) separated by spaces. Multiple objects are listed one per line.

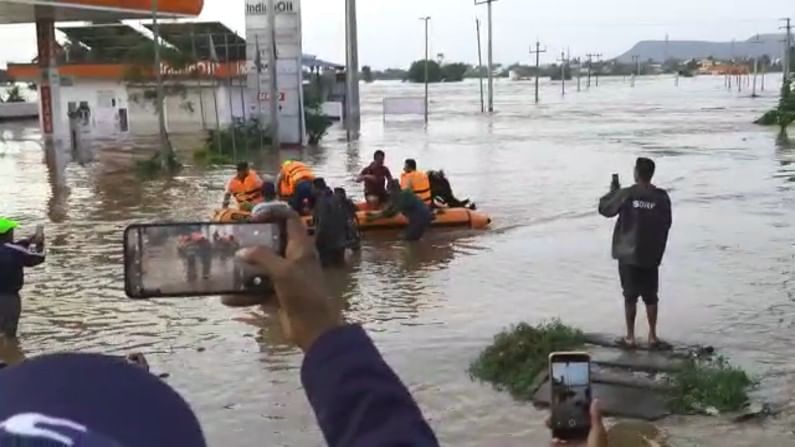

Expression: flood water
xmin=1 ymin=75 xmax=794 ymax=446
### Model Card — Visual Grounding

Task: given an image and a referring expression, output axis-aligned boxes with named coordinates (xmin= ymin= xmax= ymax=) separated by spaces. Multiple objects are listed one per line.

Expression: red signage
xmin=258 ymin=92 xmax=286 ymax=102
xmin=40 ymin=85 xmax=53 ymax=134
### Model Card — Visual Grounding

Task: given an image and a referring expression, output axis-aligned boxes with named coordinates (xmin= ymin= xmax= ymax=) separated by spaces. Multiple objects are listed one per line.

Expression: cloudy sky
xmin=0 ymin=0 xmax=792 ymax=68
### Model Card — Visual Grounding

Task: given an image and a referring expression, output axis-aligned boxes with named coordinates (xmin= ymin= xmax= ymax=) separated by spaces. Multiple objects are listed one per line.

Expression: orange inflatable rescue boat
xmin=213 ymin=204 xmax=491 ymax=231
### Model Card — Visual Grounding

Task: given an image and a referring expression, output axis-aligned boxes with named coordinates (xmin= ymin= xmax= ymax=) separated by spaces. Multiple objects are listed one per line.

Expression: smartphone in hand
xmin=611 ymin=173 xmax=620 ymax=191
xmin=124 ymin=222 xmax=286 ymax=299
xmin=549 ymin=352 xmax=592 ymax=441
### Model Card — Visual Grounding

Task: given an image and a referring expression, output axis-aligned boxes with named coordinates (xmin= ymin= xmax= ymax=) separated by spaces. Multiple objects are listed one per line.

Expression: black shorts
xmin=618 ymin=264 xmax=659 ymax=306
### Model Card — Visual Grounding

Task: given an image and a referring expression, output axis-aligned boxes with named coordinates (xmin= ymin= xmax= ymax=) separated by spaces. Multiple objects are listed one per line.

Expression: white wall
xmin=58 ymin=81 xmax=130 ymax=140
xmin=127 ymin=83 xmax=249 ymax=136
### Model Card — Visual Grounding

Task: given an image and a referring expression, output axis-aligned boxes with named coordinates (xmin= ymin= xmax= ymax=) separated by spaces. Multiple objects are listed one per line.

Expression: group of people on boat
xmin=220 ymin=151 xmax=475 ymax=251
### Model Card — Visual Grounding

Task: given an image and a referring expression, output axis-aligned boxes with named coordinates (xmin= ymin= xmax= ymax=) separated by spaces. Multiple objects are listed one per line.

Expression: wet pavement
xmin=1 ymin=75 xmax=794 ymax=446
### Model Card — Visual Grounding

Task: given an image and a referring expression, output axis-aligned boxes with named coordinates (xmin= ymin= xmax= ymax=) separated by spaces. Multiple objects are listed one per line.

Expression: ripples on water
xmin=1 ymin=75 xmax=793 ymax=446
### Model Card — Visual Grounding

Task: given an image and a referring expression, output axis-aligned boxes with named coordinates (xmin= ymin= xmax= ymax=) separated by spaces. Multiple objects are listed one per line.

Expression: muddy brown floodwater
xmin=1 ymin=75 xmax=793 ymax=446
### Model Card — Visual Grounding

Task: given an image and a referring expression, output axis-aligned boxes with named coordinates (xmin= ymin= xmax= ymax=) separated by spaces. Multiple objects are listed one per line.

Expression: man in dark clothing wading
xmin=0 ymin=218 xmax=45 ymax=339
xmin=599 ymin=158 xmax=672 ymax=349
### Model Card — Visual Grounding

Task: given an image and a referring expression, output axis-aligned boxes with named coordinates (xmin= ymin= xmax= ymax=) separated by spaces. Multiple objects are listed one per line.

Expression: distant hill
xmin=616 ymin=34 xmax=787 ymax=63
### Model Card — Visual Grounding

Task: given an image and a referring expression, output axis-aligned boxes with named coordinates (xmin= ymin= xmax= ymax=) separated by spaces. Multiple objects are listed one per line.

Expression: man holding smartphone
xmin=0 ymin=219 xmax=45 ymax=339
xmin=599 ymin=158 xmax=672 ymax=349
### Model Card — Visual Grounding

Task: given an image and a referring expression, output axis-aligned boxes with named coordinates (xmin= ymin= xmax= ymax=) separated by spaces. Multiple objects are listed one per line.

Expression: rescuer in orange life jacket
xmin=277 ymin=160 xmax=316 ymax=214
xmin=399 ymin=159 xmax=432 ymax=208
xmin=177 ymin=230 xmax=212 ymax=282
xmin=222 ymin=162 xmax=264 ymax=211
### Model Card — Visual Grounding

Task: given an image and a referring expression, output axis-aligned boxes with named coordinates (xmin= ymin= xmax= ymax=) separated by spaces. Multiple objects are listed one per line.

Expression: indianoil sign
xmin=245 ymin=0 xmax=304 ymax=145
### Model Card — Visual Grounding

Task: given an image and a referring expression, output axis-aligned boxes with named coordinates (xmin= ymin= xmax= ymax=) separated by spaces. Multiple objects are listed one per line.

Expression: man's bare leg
xmin=624 ymin=299 xmax=637 ymax=347
xmin=646 ymin=304 xmax=659 ymax=344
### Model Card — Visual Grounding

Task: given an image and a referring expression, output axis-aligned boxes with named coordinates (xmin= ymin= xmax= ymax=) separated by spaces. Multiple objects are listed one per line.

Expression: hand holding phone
xmin=610 ymin=174 xmax=620 ymax=191
xmin=124 ymin=221 xmax=286 ymax=298
xmin=238 ymin=206 xmax=342 ymax=352
xmin=549 ymin=352 xmax=593 ymax=442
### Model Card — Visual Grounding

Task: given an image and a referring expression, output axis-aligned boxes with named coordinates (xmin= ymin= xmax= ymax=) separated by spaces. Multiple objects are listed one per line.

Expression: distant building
xmin=6 ymin=22 xmax=342 ymax=141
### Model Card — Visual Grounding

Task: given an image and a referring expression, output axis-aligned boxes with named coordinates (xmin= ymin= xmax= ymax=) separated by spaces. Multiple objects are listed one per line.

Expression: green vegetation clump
xmin=407 ymin=60 xmax=473 ymax=83
xmin=668 ymin=356 xmax=753 ymax=414
xmin=756 ymin=80 xmax=795 ymax=143
xmin=304 ymin=93 xmax=333 ymax=145
xmin=3 ymin=85 xmax=25 ymax=103
xmin=469 ymin=320 xmax=585 ymax=400
xmin=136 ymin=150 xmax=182 ymax=178
xmin=196 ymin=118 xmax=272 ymax=166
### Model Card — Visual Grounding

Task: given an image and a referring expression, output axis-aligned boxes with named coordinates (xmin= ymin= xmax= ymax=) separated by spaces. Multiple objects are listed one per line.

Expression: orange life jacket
xmin=279 ymin=162 xmax=315 ymax=197
xmin=400 ymin=170 xmax=432 ymax=205
xmin=228 ymin=171 xmax=264 ymax=205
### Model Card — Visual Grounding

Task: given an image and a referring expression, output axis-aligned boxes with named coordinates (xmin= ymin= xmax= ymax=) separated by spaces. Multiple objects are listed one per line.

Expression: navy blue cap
xmin=0 ymin=353 xmax=206 ymax=446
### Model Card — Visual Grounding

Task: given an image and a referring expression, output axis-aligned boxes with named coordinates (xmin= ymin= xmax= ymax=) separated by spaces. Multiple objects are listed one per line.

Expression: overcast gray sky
xmin=0 ymin=0 xmax=792 ymax=68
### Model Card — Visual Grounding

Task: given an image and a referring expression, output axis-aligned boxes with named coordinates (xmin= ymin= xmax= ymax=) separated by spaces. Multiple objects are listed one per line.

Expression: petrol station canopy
xmin=0 ymin=0 xmax=203 ymax=24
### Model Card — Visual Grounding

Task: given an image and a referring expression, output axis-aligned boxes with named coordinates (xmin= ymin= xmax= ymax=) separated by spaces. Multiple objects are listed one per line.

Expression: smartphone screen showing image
xmin=549 ymin=353 xmax=592 ymax=441
xmin=124 ymin=222 xmax=286 ymax=299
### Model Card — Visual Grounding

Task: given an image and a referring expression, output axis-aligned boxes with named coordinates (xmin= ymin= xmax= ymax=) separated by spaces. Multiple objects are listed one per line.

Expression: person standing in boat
xmin=598 ymin=157 xmax=672 ymax=350
xmin=0 ymin=219 xmax=45 ymax=339
xmin=367 ymin=180 xmax=433 ymax=241
xmin=356 ymin=150 xmax=393 ymax=209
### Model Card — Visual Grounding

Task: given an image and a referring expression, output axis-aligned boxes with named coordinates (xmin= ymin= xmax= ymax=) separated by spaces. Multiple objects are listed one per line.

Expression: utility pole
xmin=151 ymin=0 xmax=171 ymax=169
xmin=576 ymin=56 xmax=581 ymax=91
xmin=557 ymin=51 xmax=568 ymax=96
xmin=751 ymin=34 xmax=763 ymax=98
xmin=593 ymin=53 xmax=603 ymax=87
xmin=781 ymin=18 xmax=793 ymax=83
xmin=631 ymin=55 xmax=639 ymax=87
xmin=476 ymin=18 xmax=485 ymax=113
xmin=475 ymin=0 xmax=497 ymax=112
xmin=530 ymin=41 xmax=546 ymax=103
xmin=267 ymin=0 xmax=280 ymax=149
xmin=585 ymin=53 xmax=594 ymax=88
xmin=420 ymin=16 xmax=431 ymax=123
xmin=345 ymin=0 xmax=361 ymax=140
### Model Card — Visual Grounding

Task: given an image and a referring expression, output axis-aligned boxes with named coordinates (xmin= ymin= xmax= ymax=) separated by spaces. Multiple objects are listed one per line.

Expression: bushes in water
xmin=136 ymin=150 xmax=182 ymax=177
xmin=754 ymin=109 xmax=779 ymax=125
xmin=756 ymin=80 xmax=795 ymax=142
xmin=469 ymin=320 xmax=585 ymax=400
xmin=196 ymin=118 xmax=272 ymax=166
xmin=668 ymin=356 xmax=753 ymax=414
xmin=304 ymin=93 xmax=333 ymax=145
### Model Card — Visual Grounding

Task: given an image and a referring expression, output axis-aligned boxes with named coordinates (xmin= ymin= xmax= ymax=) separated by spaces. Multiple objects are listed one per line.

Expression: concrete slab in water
xmin=533 ymin=381 xmax=671 ymax=421
xmin=590 ymin=346 xmax=685 ymax=373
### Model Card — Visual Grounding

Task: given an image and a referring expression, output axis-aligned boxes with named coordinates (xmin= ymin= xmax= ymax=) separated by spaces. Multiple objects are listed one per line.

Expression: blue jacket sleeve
xmin=301 ymin=325 xmax=439 ymax=447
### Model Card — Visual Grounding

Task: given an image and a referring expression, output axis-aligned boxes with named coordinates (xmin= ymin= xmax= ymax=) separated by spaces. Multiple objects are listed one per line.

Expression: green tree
xmin=777 ymin=80 xmax=795 ymax=142
xmin=407 ymin=60 xmax=442 ymax=83
xmin=361 ymin=65 xmax=374 ymax=83
xmin=4 ymin=85 xmax=25 ymax=103
xmin=440 ymin=63 xmax=469 ymax=82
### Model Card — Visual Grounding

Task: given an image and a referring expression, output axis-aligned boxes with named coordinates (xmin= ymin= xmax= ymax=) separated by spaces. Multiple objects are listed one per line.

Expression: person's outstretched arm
xmin=302 ymin=325 xmax=438 ymax=446
xmin=241 ymin=207 xmax=439 ymax=447
xmin=598 ymin=188 xmax=628 ymax=218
